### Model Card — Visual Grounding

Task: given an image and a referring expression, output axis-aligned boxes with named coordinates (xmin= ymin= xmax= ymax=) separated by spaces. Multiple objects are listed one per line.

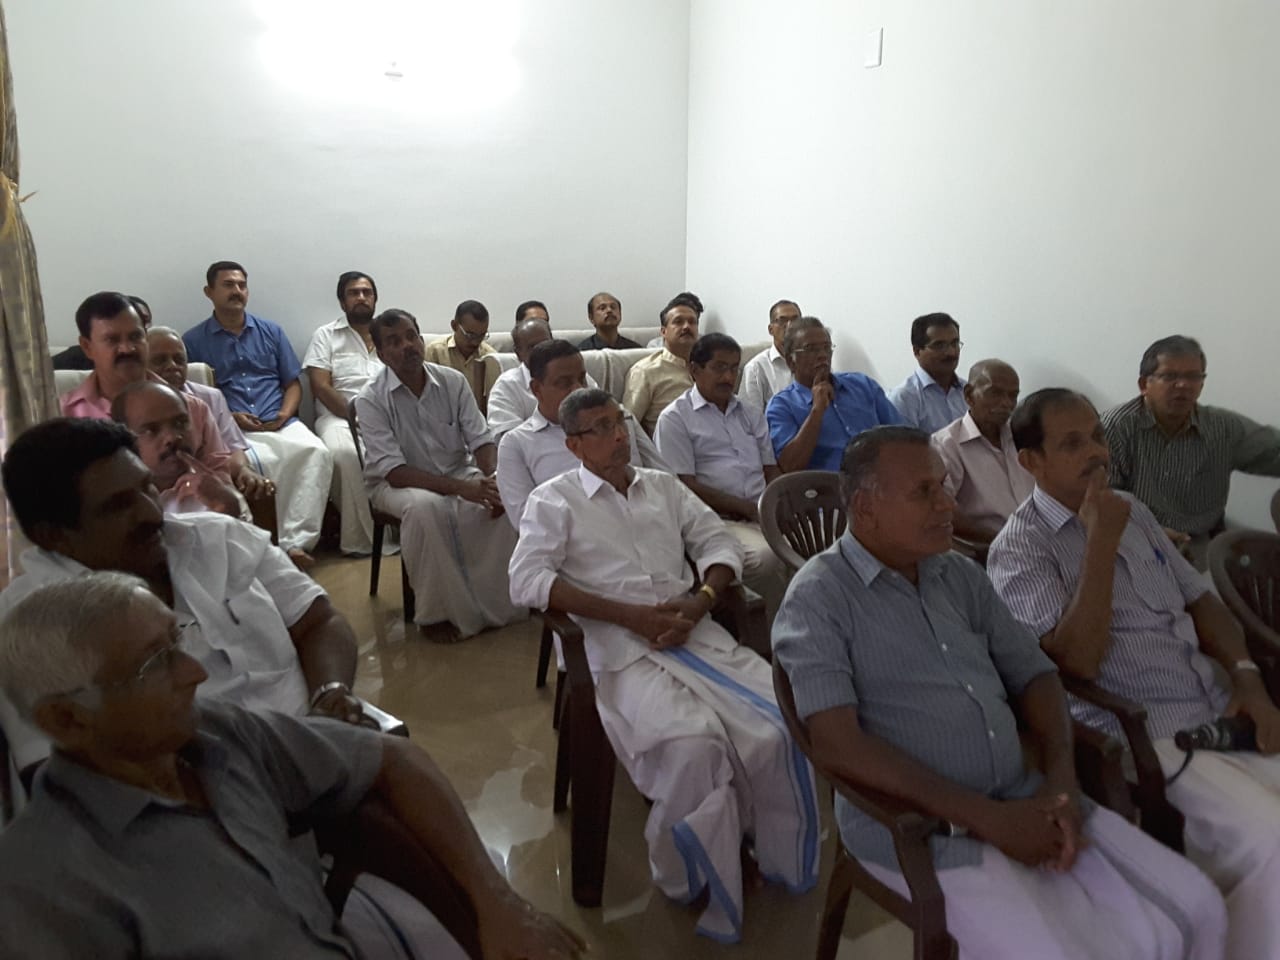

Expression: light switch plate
xmin=865 ymin=27 xmax=883 ymax=68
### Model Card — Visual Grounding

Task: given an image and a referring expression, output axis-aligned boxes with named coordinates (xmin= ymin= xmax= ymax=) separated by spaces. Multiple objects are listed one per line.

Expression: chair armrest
xmin=823 ymin=770 xmax=944 ymax=845
xmin=358 ymin=698 xmax=408 ymax=737
xmin=1070 ymin=720 xmax=1135 ymax=820
xmin=712 ymin=581 xmax=770 ymax=660
xmin=315 ymin=794 xmax=483 ymax=960
xmin=1061 ymin=675 xmax=1184 ymax=851
xmin=541 ymin=610 xmax=591 ymax=691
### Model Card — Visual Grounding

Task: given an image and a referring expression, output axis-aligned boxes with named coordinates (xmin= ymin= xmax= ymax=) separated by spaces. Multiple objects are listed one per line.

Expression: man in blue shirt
xmin=887 ymin=312 xmax=968 ymax=434
xmin=766 ymin=317 xmax=901 ymax=472
xmin=183 ymin=261 xmax=333 ymax=567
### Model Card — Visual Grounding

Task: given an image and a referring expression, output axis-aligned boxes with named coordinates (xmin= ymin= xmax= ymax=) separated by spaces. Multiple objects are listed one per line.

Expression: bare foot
xmin=287 ymin=548 xmax=315 ymax=571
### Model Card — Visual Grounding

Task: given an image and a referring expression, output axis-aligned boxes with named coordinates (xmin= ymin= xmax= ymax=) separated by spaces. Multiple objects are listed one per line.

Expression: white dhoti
xmin=245 ymin=420 xmax=334 ymax=552
xmin=372 ymin=479 xmax=524 ymax=637
xmin=593 ymin=632 xmax=820 ymax=942
xmin=721 ymin=520 xmax=788 ymax=622
xmin=316 ymin=412 xmax=377 ymax=555
xmin=866 ymin=804 xmax=1226 ymax=960
xmin=1156 ymin=740 xmax=1280 ymax=960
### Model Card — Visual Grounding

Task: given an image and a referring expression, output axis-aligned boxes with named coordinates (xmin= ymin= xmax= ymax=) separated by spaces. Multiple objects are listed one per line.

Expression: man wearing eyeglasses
xmin=1101 ymin=335 xmax=1280 ymax=569
xmin=766 ymin=316 xmax=902 ymax=472
xmin=0 ymin=418 xmax=365 ymax=791
xmin=887 ymin=312 xmax=969 ymax=435
xmin=424 ymin=299 xmax=499 ymax=415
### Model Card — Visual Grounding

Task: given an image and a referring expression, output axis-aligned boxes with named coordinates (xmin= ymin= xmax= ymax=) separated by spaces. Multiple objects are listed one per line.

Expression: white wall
xmin=687 ymin=0 xmax=1280 ymax=529
xmin=8 ymin=0 xmax=690 ymax=349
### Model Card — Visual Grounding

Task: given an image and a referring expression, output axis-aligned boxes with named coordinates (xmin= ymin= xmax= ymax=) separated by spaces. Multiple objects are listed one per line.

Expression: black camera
xmin=1173 ymin=715 xmax=1257 ymax=753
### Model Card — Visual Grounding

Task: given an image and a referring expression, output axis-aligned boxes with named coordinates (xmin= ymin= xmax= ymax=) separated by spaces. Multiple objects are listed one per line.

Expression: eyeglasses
xmin=924 ymin=339 xmax=963 ymax=353
xmin=568 ymin=415 xmax=630 ymax=438
xmin=457 ymin=328 xmax=490 ymax=343
xmin=68 ymin=621 xmax=195 ymax=700
xmin=1148 ymin=372 xmax=1206 ymax=385
xmin=791 ymin=343 xmax=834 ymax=358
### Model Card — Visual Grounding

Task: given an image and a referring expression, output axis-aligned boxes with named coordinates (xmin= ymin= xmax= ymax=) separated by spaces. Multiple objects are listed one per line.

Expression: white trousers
xmin=245 ymin=420 xmax=334 ymax=552
xmin=722 ymin=520 xmax=788 ymax=622
xmin=594 ymin=635 xmax=820 ymax=943
xmin=372 ymin=480 xmax=524 ymax=637
xmin=867 ymin=804 xmax=1226 ymax=960
xmin=1156 ymin=740 xmax=1280 ymax=960
xmin=315 ymin=411 xmax=376 ymax=555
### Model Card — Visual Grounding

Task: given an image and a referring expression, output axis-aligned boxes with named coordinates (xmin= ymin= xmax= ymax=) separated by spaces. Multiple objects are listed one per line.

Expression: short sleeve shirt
xmin=183 ymin=314 xmax=303 ymax=426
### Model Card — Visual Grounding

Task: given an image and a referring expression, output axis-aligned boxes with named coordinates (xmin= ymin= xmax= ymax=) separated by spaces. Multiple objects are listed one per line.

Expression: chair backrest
xmin=758 ymin=471 xmax=847 ymax=573
xmin=54 ymin=362 xmax=215 ymax=399
xmin=1272 ymin=488 xmax=1280 ymax=535
xmin=772 ymin=658 xmax=814 ymax=755
xmin=1208 ymin=529 xmax=1280 ymax=638
xmin=0 ymin=721 xmax=12 ymax=825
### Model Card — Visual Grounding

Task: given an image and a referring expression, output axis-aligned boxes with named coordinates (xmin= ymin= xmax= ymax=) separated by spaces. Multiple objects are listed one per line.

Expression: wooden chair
xmin=949 ymin=535 xmax=990 ymax=567
xmin=1208 ymin=529 xmax=1280 ymax=700
xmin=758 ymin=470 xmax=846 ymax=570
xmin=546 ymin=584 xmax=768 ymax=907
xmin=1271 ymin=489 xmax=1280 ymax=535
xmin=312 ymin=793 xmax=483 ymax=960
xmin=774 ymin=660 xmax=1134 ymax=960
xmin=0 ymin=723 xmax=12 ymax=826
xmin=346 ymin=399 xmax=415 ymax=623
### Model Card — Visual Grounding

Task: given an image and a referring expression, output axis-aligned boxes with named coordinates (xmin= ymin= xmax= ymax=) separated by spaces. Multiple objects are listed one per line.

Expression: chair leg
xmin=569 ymin=694 xmax=616 ymax=908
xmin=536 ymin=625 xmax=553 ymax=689
xmin=551 ymin=669 xmax=566 ymax=732
xmin=553 ymin=691 xmax=572 ymax=813
xmin=369 ymin=521 xmax=384 ymax=597
xmin=401 ymin=560 xmax=415 ymax=624
xmin=816 ymin=846 xmax=859 ymax=960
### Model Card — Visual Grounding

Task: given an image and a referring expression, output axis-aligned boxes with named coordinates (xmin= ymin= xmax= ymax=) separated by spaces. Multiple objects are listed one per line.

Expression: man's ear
xmin=202 ymin=285 xmax=214 ymax=302
xmin=1137 ymin=375 xmax=1149 ymax=396
xmin=1017 ymin=447 xmax=1039 ymax=474
xmin=963 ymin=383 xmax=976 ymax=405
xmin=530 ymin=379 xmax=544 ymax=402
xmin=31 ymin=696 xmax=95 ymax=751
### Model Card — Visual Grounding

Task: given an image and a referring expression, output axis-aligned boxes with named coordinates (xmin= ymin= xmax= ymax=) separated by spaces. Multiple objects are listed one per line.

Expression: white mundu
xmin=356 ymin=362 xmax=522 ymax=637
xmin=509 ymin=465 xmax=819 ymax=942
xmin=245 ymin=421 xmax=333 ymax=553
xmin=496 ymin=409 xmax=669 ymax=528
xmin=303 ymin=316 xmax=384 ymax=555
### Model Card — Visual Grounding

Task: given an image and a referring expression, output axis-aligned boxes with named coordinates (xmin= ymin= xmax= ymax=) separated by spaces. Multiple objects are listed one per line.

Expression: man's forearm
xmin=386 ymin=464 xmax=461 ymax=496
xmin=290 ymin=597 xmax=358 ymax=691
xmin=278 ymin=380 xmax=302 ymax=421
xmin=777 ymin=412 xmax=823 ymax=472
xmin=1042 ymin=535 xmax=1117 ymax=679
xmin=1189 ymin=593 xmax=1251 ymax=670
xmin=475 ymin=443 xmax=497 ymax=476
xmin=809 ymin=707 xmax=996 ymax=834
xmin=1017 ymin=673 xmax=1076 ymax=787
xmin=317 ymin=384 xmax=349 ymax=419
xmin=679 ymin=476 xmax=754 ymax=519
xmin=374 ymin=737 xmax=514 ymax=917
xmin=548 ymin=578 xmax=643 ymax=632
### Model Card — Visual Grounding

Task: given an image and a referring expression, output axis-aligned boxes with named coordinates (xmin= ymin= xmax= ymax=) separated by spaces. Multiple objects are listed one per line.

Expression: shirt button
xmin=965 ymin=683 xmax=974 ymax=692
xmin=940 ymin=643 xmax=948 ymax=651
xmin=987 ymin=730 xmax=996 ymax=739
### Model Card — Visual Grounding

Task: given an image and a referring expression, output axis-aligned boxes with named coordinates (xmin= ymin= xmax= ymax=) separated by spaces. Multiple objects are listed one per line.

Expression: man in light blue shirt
xmin=766 ymin=317 xmax=901 ymax=472
xmin=887 ymin=312 xmax=968 ymax=434
xmin=182 ymin=260 xmax=332 ymax=566
xmin=656 ymin=333 xmax=786 ymax=614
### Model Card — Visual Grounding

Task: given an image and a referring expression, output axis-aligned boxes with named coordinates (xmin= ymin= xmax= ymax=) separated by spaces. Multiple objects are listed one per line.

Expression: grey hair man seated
xmin=0 ymin=573 xmax=584 ymax=960
xmin=0 ymin=418 xmax=362 ymax=785
xmin=773 ymin=426 xmax=1225 ymax=960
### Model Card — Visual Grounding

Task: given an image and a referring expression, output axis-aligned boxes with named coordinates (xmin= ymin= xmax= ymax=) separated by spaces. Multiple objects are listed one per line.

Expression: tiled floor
xmin=315 ymin=553 xmax=913 ymax=959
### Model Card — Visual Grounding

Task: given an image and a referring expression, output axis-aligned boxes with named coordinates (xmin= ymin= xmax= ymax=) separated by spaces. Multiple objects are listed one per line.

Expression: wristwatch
xmin=309 ymin=681 xmax=352 ymax=709
xmin=1231 ymin=660 xmax=1262 ymax=676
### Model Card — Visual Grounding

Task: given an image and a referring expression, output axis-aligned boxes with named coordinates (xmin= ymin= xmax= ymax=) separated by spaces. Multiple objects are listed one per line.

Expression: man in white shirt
xmin=738 ymin=299 xmax=800 ymax=415
xmin=0 ymin=417 xmax=364 ymax=782
xmin=355 ymin=309 xmax=523 ymax=641
xmin=655 ymin=333 xmax=787 ymax=617
xmin=888 ymin=312 xmax=968 ymax=434
xmin=497 ymin=340 xmax=669 ymax=528
xmin=302 ymin=272 xmax=385 ymax=555
xmin=931 ymin=359 xmax=1035 ymax=544
xmin=509 ymin=388 xmax=819 ymax=943
xmin=487 ymin=315 xmax=552 ymax=441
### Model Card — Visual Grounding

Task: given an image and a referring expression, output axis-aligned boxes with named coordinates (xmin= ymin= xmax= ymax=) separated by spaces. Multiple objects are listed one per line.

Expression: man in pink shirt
xmin=931 ymin=359 xmax=1035 ymax=544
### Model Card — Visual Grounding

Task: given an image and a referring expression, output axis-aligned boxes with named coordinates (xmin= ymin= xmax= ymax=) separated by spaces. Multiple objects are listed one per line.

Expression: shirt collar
xmin=659 ymin=347 xmax=688 ymax=368
xmin=689 ymin=385 xmax=739 ymax=414
xmin=41 ymin=726 xmax=229 ymax=837
xmin=527 ymin=409 xmax=557 ymax=433
xmin=837 ymin=531 xmax=946 ymax=587
xmin=333 ymin=315 xmax=351 ymax=331
xmin=386 ymin=362 xmax=438 ymax=396
xmin=955 ymin=412 xmax=1013 ymax=449
xmin=203 ymin=313 xmax=257 ymax=336
xmin=912 ymin=366 xmax=964 ymax=393
xmin=1031 ymin=486 xmax=1080 ymax=532
xmin=578 ymin=463 xmax=637 ymax=499
xmin=1135 ymin=396 xmax=1200 ymax=433
xmin=768 ymin=344 xmax=784 ymax=363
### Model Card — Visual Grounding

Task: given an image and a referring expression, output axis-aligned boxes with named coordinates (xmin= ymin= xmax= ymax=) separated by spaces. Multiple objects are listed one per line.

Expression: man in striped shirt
xmin=774 ymin=425 xmax=1224 ymax=959
xmin=989 ymin=387 xmax=1280 ymax=960
xmin=1101 ymin=335 xmax=1280 ymax=568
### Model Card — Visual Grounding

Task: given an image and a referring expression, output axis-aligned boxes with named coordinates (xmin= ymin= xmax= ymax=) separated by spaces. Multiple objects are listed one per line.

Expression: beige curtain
xmin=0 ymin=2 xmax=59 ymax=587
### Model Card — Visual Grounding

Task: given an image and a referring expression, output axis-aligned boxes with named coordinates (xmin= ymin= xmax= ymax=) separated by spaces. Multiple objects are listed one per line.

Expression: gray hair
xmin=966 ymin=358 xmax=1016 ymax=389
xmin=559 ymin=387 xmax=615 ymax=435
xmin=781 ymin=316 xmax=828 ymax=359
xmin=147 ymin=325 xmax=183 ymax=341
xmin=0 ymin=572 xmax=152 ymax=719
xmin=838 ymin=425 xmax=932 ymax=504
xmin=1139 ymin=335 xmax=1205 ymax=378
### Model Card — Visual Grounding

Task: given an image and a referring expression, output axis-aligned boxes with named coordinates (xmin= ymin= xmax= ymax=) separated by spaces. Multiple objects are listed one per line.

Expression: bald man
xmin=487 ymin=316 xmax=554 ymax=441
xmin=931 ymin=359 xmax=1034 ymax=543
